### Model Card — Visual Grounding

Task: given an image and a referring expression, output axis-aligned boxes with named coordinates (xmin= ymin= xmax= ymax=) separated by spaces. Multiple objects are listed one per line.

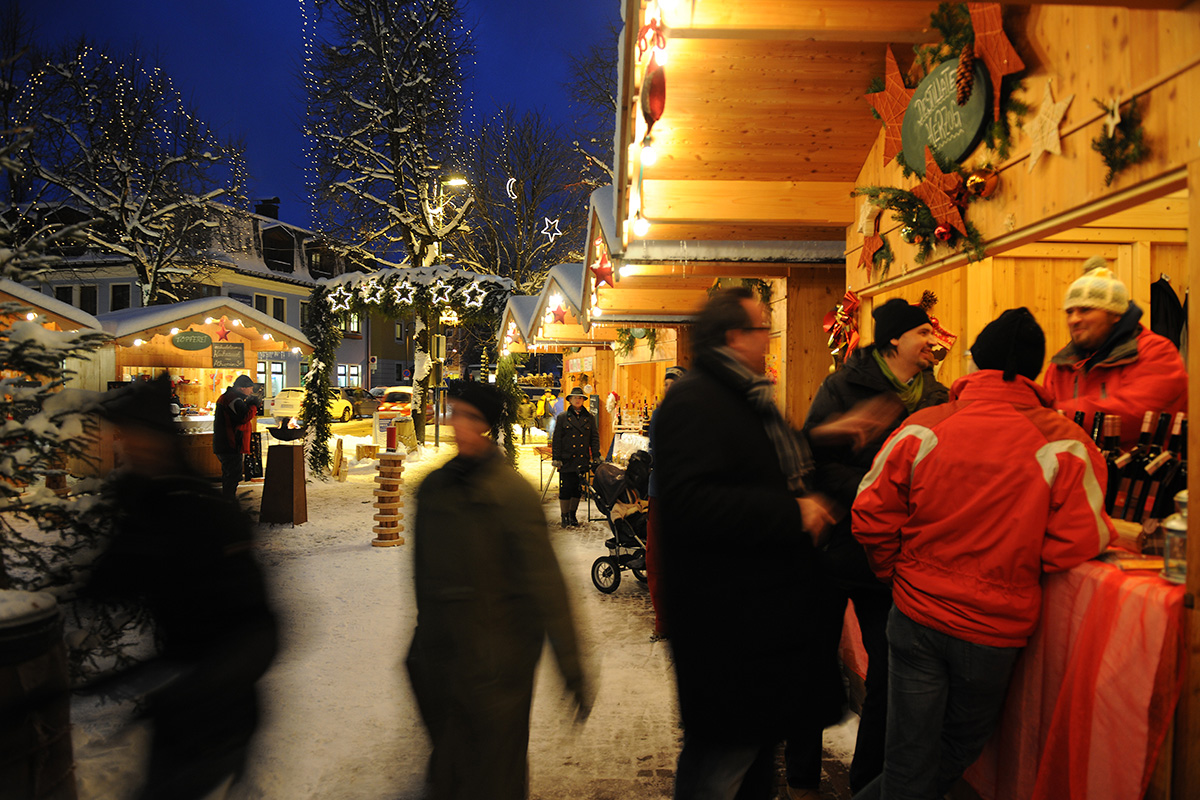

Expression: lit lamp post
xmin=428 ymin=174 xmax=468 ymax=447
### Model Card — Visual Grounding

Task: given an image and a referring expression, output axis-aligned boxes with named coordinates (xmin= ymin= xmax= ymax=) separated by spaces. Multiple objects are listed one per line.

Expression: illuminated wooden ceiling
xmin=617 ymin=0 xmax=941 ymax=247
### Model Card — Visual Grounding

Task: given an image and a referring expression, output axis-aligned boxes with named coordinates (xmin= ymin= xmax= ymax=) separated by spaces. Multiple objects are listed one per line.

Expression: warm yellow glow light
xmin=633 ymin=214 xmax=651 ymax=237
xmin=170 ymin=327 xmax=180 ymax=335
xmin=641 ymin=143 xmax=658 ymax=166
xmin=25 ymin=312 xmax=36 ymax=321
xmin=133 ymin=338 xmax=144 ymax=346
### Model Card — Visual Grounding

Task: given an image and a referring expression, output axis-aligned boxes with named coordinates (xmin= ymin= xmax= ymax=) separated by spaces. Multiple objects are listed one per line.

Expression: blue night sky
xmin=25 ymin=0 xmax=620 ymax=229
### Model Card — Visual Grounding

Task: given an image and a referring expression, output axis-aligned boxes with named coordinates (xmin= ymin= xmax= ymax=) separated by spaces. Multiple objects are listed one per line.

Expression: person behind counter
xmin=213 ymin=374 xmax=261 ymax=503
xmin=1044 ymin=256 xmax=1187 ymax=448
xmin=851 ymin=308 xmax=1115 ymax=800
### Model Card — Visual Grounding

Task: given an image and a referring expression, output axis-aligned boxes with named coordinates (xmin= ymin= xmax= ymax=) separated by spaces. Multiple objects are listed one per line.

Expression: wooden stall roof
xmin=96 ymin=296 xmax=313 ymax=353
xmin=0 ymin=278 xmax=103 ymax=332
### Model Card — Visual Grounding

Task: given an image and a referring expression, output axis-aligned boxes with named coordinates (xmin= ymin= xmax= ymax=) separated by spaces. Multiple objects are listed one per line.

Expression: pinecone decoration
xmin=920 ymin=290 xmax=938 ymax=312
xmin=955 ymin=43 xmax=975 ymax=106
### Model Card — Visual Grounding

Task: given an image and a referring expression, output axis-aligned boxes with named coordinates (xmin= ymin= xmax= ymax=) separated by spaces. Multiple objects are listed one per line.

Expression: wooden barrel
xmin=0 ymin=591 xmax=77 ymax=800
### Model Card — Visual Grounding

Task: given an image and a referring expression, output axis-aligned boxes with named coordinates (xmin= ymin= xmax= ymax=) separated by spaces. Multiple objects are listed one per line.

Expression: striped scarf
xmin=702 ymin=346 xmax=812 ymax=494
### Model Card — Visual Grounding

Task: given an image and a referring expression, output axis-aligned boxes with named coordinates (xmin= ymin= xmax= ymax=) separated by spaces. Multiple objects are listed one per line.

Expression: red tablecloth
xmin=964 ymin=561 xmax=1186 ymax=800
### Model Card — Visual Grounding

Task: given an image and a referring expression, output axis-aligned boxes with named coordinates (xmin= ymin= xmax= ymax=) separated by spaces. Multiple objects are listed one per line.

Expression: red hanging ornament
xmin=641 ymin=54 xmax=666 ymax=134
xmin=591 ymin=253 xmax=615 ymax=289
xmin=934 ymin=223 xmax=953 ymax=242
xmin=551 ymin=305 xmax=568 ymax=324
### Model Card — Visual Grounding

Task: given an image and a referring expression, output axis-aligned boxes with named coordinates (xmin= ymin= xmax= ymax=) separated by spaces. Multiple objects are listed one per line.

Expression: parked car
xmin=376 ymin=386 xmax=434 ymax=423
xmin=267 ymin=387 xmax=354 ymax=425
xmin=337 ymin=387 xmax=380 ymax=419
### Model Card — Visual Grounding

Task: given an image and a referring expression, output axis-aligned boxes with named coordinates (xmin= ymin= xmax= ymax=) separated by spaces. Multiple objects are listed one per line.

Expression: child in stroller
xmin=589 ymin=451 xmax=651 ymax=593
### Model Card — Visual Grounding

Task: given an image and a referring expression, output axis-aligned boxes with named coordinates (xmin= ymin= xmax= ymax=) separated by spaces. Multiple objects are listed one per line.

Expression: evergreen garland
xmin=873 ymin=234 xmax=895 ymax=276
xmin=1092 ymin=95 xmax=1148 ymax=186
xmin=852 ymin=185 xmax=987 ymax=264
xmin=302 ymin=286 xmax=341 ymax=475
xmin=495 ymin=355 xmax=522 ymax=467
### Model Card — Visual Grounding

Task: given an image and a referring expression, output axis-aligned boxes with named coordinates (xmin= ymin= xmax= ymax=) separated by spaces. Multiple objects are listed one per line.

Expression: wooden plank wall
xmin=785 ymin=267 xmax=846 ymax=426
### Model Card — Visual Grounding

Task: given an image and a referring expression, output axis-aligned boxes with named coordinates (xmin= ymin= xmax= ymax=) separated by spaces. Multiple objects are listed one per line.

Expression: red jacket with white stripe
xmin=851 ymin=371 xmax=1115 ymax=648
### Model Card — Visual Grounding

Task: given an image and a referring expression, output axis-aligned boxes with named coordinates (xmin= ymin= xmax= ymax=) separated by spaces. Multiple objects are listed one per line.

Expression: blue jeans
xmin=853 ymin=606 xmax=1020 ymax=800
xmin=674 ymin=735 xmax=776 ymax=800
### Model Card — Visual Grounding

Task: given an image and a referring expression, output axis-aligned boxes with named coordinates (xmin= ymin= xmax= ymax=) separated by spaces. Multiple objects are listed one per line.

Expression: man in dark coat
xmin=406 ymin=380 xmax=590 ymax=800
xmin=655 ymin=287 xmax=841 ymax=799
xmin=800 ymin=297 xmax=949 ymax=794
xmin=551 ymin=386 xmax=601 ymax=527
xmin=212 ymin=374 xmax=261 ymax=502
xmin=87 ymin=375 xmax=278 ymax=800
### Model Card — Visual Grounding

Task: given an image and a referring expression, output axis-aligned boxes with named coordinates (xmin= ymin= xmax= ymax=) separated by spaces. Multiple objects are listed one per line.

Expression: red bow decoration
xmin=823 ymin=290 xmax=861 ymax=362
xmin=636 ymin=18 xmax=666 ymax=59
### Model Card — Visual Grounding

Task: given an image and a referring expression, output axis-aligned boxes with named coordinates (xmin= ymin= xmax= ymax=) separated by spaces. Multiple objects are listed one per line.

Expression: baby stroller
xmin=589 ymin=451 xmax=652 ymax=593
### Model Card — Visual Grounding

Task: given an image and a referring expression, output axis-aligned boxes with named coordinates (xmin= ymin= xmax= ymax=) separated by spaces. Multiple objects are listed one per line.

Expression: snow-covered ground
xmin=69 ymin=436 xmax=858 ymax=799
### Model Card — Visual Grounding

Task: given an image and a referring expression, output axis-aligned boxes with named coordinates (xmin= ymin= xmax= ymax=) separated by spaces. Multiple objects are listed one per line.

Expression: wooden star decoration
xmin=216 ymin=321 xmax=230 ymax=341
xmin=912 ymin=147 xmax=968 ymax=235
xmin=1026 ymin=78 xmax=1073 ymax=173
xmin=864 ymin=46 xmax=914 ymax=163
xmin=1102 ymin=95 xmax=1122 ymax=138
xmin=591 ymin=253 xmax=614 ymax=288
xmin=968 ymin=3 xmax=1024 ymax=122
xmin=859 ymin=234 xmax=884 ymax=272
xmin=550 ymin=305 xmax=567 ymax=324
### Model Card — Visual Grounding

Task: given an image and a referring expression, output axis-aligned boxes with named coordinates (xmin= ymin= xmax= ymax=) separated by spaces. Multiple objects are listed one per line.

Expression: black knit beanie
xmin=447 ymin=379 xmax=506 ymax=428
xmin=971 ymin=307 xmax=1046 ymax=381
xmin=873 ymin=298 xmax=931 ymax=347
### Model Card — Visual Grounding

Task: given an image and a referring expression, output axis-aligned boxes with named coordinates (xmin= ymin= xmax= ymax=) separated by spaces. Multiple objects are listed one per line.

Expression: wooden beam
xmin=1042 ymin=227 xmax=1188 ymax=244
xmin=1003 ymin=243 xmax=1122 ymax=260
xmin=666 ymin=0 xmax=939 ymax=42
xmin=1082 ymin=196 xmax=1190 ymax=229
xmin=642 ymin=180 xmax=855 ymax=226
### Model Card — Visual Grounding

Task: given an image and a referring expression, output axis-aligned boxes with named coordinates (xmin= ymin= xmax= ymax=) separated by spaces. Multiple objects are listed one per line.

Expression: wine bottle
xmin=1090 ymin=411 xmax=1105 ymax=447
xmin=1115 ymin=411 xmax=1155 ymax=515
xmin=1073 ymin=410 xmax=1087 ymax=430
xmin=1103 ymin=415 xmax=1123 ymax=515
xmin=1123 ymin=412 xmax=1173 ymax=522
xmin=1149 ymin=415 xmax=1187 ymax=520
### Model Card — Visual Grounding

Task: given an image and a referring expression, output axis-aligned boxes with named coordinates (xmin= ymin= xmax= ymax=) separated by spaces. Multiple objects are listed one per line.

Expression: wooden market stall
xmin=94 ymin=296 xmax=313 ymax=476
xmin=609 ymin=0 xmax=1200 ymax=797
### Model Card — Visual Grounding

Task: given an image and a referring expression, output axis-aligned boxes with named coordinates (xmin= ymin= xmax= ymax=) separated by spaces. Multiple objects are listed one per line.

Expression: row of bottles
xmin=615 ymin=398 xmax=656 ymax=431
xmin=1073 ymin=410 xmax=1187 ymax=523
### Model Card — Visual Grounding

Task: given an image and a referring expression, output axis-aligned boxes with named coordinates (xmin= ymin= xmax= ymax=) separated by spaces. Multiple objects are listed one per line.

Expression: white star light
xmin=327 ymin=285 xmax=354 ymax=313
xmin=359 ymin=280 xmax=383 ymax=304
xmin=541 ymin=217 xmax=563 ymax=243
xmin=462 ymin=282 xmax=488 ymax=308
xmin=430 ymin=279 xmax=454 ymax=306
xmin=392 ymin=281 xmax=417 ymax=306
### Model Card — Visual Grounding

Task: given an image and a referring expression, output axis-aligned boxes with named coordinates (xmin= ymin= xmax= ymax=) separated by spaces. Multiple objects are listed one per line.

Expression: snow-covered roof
xmin=618 ymin=239 xmax=846 ymax=263
xmin=96 ymin=296 xmax=312 ymax=350
xmin=205 ymin=249 xmax=318 ymax=287
xmin=541 ymin=263 xmax=587 ymax=316
xmin=0 ymin=279 xmax=102 ymax=331
xmin=588 ymin=185 xmax=617 ymax=254
xmin=500 ymin=295 xmax=541 ymax=343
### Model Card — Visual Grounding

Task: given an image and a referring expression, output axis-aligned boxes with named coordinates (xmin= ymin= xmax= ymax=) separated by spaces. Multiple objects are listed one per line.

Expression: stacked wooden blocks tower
xmin=371 ymin=452 xmax=405 ymax=547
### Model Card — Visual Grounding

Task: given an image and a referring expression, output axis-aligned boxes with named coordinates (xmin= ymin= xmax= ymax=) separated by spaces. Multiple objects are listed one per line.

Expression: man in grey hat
xmin=213 ymin=374 xmax=261 ymax=502
xmin=551 ymin=386 xmax=600 ymax=527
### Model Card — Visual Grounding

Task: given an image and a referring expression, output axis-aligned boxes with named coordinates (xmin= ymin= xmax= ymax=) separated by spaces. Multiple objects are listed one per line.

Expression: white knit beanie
xmin=1063 ymin=256 xmax=1129 ymax=314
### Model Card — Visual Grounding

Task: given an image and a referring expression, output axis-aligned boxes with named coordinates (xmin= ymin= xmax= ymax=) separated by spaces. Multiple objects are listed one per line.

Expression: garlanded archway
xmin=303 ymin=266 xmax=513 ymax=473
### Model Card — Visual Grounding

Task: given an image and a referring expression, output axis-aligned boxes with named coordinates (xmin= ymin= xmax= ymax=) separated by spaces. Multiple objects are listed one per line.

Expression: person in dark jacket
xmin=87 ymin=375 xmax=278 ymax=800
xmin=212 ymin=374 xmax=261 ymax=502
xmin=551 ymin=386 xmax=601 ymax=527
xmin=655 ymin=287 xmax=842 ymax=800
xmin=406 ymin=380 xmax=590 ymax=800
xmin=799 ymin=297 xmax=949 ymax=795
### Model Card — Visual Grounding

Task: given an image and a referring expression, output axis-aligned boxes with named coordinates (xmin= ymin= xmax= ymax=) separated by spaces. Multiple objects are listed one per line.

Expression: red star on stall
xmin=864 ymin=46 xmax=914 ymax=164
xmin=591 ymin=253 xmax=614 ymax=288
xmin=216 ymin=321 xmax=230 ymax=341
xmin=911 ymin=148 xmax=967 ymax=236
xmin=858 ymin=234 xmax=884 ymax=273
xmin=968 ymin=3 xmax=1025 ymax=122
xmin=550 ymin=305 xmax=567 ymax=324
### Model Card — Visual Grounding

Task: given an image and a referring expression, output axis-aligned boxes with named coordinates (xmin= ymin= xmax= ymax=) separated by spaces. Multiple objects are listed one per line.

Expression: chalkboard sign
xmin=212 ymin=342 xmax=244 ymax=368
xmin=901 ymin=59 xmax=990 ymax=175
xmin=588 ymin=393 xmax=600 ymax=418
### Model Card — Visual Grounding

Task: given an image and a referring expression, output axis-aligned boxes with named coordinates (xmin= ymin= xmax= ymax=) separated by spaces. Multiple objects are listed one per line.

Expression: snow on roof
xmin=500 ymin=295 xmax=541 ymax=342
xmin=0 ymin=279 xmax=102 ymax=330
xmin=618 ymin=238 xmax=846 ymax=263
xmin=96 ymin=295 xmax=312 ymax=347
xmin=205 ymin=249 xmax=317 ymax=286
xmin=542 ymin=263 xmax=586 ymax=315
xmin=588 ymin=185 xmax=616 ymax=253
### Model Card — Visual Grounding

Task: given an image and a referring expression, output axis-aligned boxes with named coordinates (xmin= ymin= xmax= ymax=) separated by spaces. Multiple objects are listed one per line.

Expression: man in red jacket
xmin=852 ymin=308 xmax=1115 ymax=800
xmin=1044 ymin=256 xmax=1186 ymax=448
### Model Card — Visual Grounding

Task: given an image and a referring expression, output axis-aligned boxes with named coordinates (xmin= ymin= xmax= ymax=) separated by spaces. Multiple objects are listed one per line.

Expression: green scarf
xmin=873 ymin=348 xmax=925 ymax=412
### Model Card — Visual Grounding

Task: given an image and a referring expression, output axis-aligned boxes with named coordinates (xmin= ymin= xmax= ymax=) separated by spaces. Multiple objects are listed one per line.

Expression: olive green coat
xmin=406 ymin=449 xmax=583 ymax=800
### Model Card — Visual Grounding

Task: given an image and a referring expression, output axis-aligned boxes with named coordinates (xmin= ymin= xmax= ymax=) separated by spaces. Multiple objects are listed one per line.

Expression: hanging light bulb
xmin=591 ymin=306 xmax=604 ymax=317
xmin=641 ymin=139 xmax=658 ymax=166
xmin=633 ymin=212 xmax=651 ymax=237
xmin=133 ymin=338 xmax=144 ymax=346
xmin=25 ymin=312 xmax=36 ymax=321
xmin=205 ymin=317 xmax=214 ymax=324
xmin=549 ymin=293 xmax=563 ymax=309
xmin=170 ymin=327 xmax=180 ymax=335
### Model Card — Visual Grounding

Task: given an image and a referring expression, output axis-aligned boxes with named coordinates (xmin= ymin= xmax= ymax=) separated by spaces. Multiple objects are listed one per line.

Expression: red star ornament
xmin=591 ymin=253 xmax=614 ymax=288
xmin=858 ymin=234 xmax=884 ymax=273
xmin=968 ymin=3 xmax=1025 ymax=122
xmin=216 ymin=321 xmax=230 ymax=341
xmin=551 ymin=305 xmax=568 ymax=324
xmin=864 ymin=46 xmax=914 ymax=164
xmin=911 ymin=147 xmax=968 ymax=236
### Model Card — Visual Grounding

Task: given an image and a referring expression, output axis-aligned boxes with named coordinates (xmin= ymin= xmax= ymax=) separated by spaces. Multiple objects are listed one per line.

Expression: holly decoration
xmin=1091 ymin=94 xmax=1148 ymax=186
xmin=864 ymin=45 xmax=915 ymax=163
